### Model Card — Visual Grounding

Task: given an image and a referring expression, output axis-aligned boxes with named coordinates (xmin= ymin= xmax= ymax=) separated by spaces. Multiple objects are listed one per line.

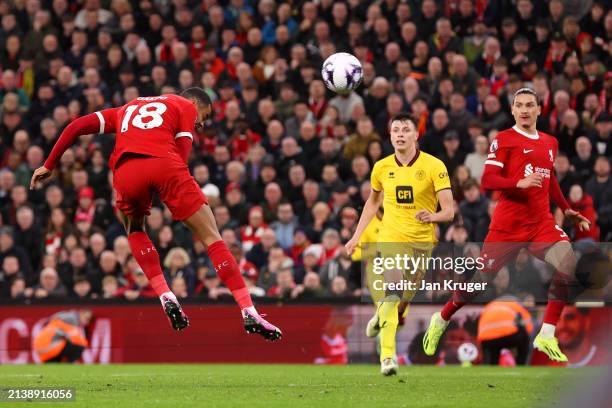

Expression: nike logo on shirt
xmin=523 ymin=149 xmax=534 ymax=153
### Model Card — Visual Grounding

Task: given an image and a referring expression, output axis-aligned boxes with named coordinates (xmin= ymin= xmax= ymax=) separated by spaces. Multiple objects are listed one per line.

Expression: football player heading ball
xmin=31 ymin=88 xmax=282 ymax=341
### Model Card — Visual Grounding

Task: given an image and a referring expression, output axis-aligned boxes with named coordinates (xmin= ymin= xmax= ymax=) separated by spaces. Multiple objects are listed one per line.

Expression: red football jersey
xmin=95 ymin=94 xmax=198 ymax=169
xmin=484 ymin=126 xmax=559 ymax=232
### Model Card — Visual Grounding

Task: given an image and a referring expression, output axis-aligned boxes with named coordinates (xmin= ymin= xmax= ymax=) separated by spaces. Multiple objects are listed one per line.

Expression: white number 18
xmin=121 ymin=102 xmax=167 ymax=132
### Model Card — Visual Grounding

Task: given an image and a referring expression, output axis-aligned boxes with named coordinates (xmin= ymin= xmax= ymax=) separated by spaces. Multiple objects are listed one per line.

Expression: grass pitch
xmin=0 ymin=364 xmax=588 ymax=408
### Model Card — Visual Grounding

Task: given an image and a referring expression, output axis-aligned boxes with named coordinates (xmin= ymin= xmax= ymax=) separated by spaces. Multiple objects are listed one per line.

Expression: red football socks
xmin=128 ymin=232 xmax=170 ymax=296
xmin=207 ymin=240 xmax=253 ymax=310
xmin=543 ymin=300 xmax=565 ymax=325
xmin=441 ymin=300 xmax=465 ymax=321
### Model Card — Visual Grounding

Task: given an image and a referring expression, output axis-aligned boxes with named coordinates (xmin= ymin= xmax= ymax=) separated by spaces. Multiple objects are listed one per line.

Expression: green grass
xmin=0 ymin=364 xmax=590 ymax=408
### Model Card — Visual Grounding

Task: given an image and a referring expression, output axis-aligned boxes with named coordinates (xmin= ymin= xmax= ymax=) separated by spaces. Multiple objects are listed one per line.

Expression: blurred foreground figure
xmin=33 ymin=309 xmax=92 ymax=363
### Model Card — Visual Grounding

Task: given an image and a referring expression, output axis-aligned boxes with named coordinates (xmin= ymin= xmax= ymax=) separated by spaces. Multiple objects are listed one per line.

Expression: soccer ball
xmin=321 ymin=52 xmax=363 ymax=95
xmin=457 ymin=342 xmax=478 ymax=367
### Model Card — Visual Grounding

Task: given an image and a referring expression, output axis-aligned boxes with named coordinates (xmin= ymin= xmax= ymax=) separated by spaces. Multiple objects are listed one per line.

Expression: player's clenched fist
xmin=516 ymin=172 xmax=543 ymax=189
xmin=30 ymin=166 xmax=52 ymax=190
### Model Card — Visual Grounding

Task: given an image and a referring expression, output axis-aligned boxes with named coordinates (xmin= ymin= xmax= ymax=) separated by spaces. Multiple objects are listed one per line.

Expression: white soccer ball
xmin=321 ymin=52 xmax=363 ymax=95
xmin=457 ymin=342 xmax=478 ymax=364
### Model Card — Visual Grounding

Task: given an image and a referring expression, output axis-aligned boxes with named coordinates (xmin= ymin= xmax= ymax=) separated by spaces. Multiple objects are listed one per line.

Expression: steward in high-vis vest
xmin=477 ymin=299 xmax=533 ymax=365
xmin=33 ymin=309 xmax=92 ymax=363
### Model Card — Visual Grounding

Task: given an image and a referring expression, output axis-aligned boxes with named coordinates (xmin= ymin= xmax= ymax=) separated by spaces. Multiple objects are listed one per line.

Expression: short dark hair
xmin=513 ymin=87 xmax=539 ymax=105
xmin=181 ymin=87 xmax=212 ymax=106
xmin=388 ymin=112 xmax=415 ymax=128
xmin=462 ymin=179 xmax=480 ymax=192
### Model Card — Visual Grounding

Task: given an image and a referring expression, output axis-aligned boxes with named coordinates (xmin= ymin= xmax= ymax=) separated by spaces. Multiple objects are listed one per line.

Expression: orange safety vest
xmin=33 ymin=319 xmax=88 ymax=362
xmin=477 ymin=301 xmax=533 ymax=342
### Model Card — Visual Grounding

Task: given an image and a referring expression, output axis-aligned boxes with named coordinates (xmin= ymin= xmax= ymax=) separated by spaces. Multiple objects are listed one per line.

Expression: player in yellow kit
xmin=346 ymin=113 xmax=454 ymax=376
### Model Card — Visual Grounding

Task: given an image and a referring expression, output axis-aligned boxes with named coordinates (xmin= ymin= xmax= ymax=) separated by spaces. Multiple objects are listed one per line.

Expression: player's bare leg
xmin=184 ymin=205 xmax=282 ymax=341
xmin=120 ymin=211 xmax=189 ymax=331
xmin=533 ymin=241 xmax=579 ymax=362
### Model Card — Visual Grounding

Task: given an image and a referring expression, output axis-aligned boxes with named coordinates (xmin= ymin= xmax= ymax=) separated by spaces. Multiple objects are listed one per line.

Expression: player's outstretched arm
xmin=415 ymin=189 xmax=454 ymax=223
xmin=43 ymin=113 xmax=107 ymax=170
xmin=31 ymin=110 xmax=118 ymax=190
xmin=345 ymin=189 xmax=383 ymax=255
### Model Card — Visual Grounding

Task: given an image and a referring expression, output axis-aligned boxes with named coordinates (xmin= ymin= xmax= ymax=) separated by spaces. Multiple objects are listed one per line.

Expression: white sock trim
xmin=242 ymin=306 xmax=258 ymax=317
xmin=159 ymin=291 xmax=176 ymax=302
xmin=539 ymin=323 xmax=556 ymax=339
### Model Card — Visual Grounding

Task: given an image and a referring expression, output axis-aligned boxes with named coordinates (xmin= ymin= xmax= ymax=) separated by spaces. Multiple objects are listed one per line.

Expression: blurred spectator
xmin=294 ymin=244 xmax=321 ymax=284
xmin=572 ymin=136 xmax=595 ymax=184
xmin=196 ymin=267 xmax=231 ymax=300
xmin=240 ymin=206 xmax=267 ymax=252
xmin=0 ymin=255 xmax=22 ymax=297
xmin=506 ymin=249 xmax=547 ymax=300
xmin=30 ymin=267 xmax=68 ymax=298
xmin=163 ymin=247 xmax=196 ymax=296
xmin=0 ymin=226 xmax=31 ymax=282
xmin=439 ymin=130 xmax=465 ymax=176
xmin=481 ymin=94 xmax=512 ymax=132
xmin=464 ymin=135 xmax=488 ymax=182
xmin=14 ymin=205 xmax=42 ymax=272
xmin=101 ymin=275 xmax=119 ymax=298
xmin=421 ymin=108 xmax=451 ymax=156
xmin=72 ymin=275 xmax=93 ymax=299
xmin=291 ymin=271 xmax=326 ymax=299
xmin=586 ymin=156 xmax=611 ymax=211
xmin=171 ymin=276 xmax=188 ymax=299
xmin=271 ymin=201 xmax=298 ymax=250
xmin=459 ymin=179 xmax=489 ymax=240
xmin=267 ymin=265 xmax=296 ymax=298
xmin=343 ymin=117 xmax=380 ymax=160
xmin=319 ymin=250 xmax=355 ymax=293
xmin=10 ymin=276 xmax=27 ymax=299
xmin=246 ymin=227 xmax=277 ymax=271
xmin=329 ymin=275 xmax=351 ymax=297
xmin=320 ymin=228 xmax=342 ymax=265
xmin=116 ymin=267 xmax=156 ymax=300
xmin=474 ymin=200 xmax=497 ymax=242
xmin=555 ymin=152 xmax=581 ymax=195
xmin=586 ymin=157 xmax=612 ymax=240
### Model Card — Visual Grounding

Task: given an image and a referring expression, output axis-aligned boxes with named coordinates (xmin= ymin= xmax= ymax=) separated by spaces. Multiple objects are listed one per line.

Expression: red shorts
xmin=481 ymin=220 xmax=569 ymax=274
xmin=113 ymin=155 xmax=207 ymax=220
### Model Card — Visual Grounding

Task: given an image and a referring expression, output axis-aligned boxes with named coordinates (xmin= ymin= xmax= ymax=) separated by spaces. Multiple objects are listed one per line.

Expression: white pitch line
xmin=0 ymin=374 xmax=42 ymax=377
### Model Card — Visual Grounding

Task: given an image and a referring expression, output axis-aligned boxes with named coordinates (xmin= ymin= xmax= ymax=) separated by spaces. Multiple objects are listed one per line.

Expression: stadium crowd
xmin=0 ymin=0 xmax=610 ymax=302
